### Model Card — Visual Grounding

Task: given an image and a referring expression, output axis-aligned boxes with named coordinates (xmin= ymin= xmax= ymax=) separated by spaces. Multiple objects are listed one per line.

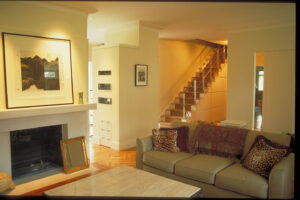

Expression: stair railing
xmin=209 ymin=59 xmax=212 ymax=82
xmin=194 ymin=79 xmax=197 ymax=104
xmin=182 ymin=92 xmax=186 ymax=122
xmin=217 ymin=48 xmax=220 ymax=69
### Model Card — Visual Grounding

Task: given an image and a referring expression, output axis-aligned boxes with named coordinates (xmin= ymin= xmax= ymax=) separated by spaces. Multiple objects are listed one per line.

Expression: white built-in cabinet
xmin=92 ymin=46 xmax=118 ymax=147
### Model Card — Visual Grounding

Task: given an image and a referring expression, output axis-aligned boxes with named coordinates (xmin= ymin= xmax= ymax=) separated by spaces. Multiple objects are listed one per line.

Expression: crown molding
xmin=18 ymin=1 xmax=87 ymax=17
xmin=228 ymin=23 xmax=295 ymax=34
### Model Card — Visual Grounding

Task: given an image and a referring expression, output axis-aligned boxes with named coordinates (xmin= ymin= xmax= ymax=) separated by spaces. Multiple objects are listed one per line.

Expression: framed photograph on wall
xmin=2 ymin=32 xmax=74 ymax=109
xmin=135 ymin=64 xmax=148 ymax=86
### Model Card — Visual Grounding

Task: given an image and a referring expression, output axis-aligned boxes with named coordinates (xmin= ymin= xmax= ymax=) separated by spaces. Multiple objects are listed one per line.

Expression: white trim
xmin=93 ymin=43 xmax=138 ymax=50
xmin=18 ymin=1 xmax=87 ymax=17
xmin=228 ymin=23 xmax=295 ymax=34
xmin=0 ymin=103 xmax=97 ymax=120
xmin=140 ymin=21 xmax=163 ymax=32
xmin=110 ymin=140 xmax=120 ymax=150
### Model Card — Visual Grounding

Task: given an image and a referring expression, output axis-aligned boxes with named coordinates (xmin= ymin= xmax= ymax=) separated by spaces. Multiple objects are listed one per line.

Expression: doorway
xmin=88 ymin=61 xmax=94 ymax=137
xmin=254 ymin=52 xmax=264 ymax=130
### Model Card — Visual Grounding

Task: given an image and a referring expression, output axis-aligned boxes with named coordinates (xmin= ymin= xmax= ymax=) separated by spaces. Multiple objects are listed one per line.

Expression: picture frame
xmin=135 ymin=64 xmax=148 ymax=86
xmin=60 ymin=136 xmax=89 ymax=174
xmin=2 ymin=32 xmax=74 ymax=109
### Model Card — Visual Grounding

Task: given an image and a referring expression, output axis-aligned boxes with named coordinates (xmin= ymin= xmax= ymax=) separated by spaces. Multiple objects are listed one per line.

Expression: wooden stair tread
xmin=179 ymin=91 xmax=203 ymax=94
xmin=176 ymin=96 xmax=202 ymax=100
xmin=161 ymin=115 xmax=182 ymax=119
xmin=172 ymin=102 xmax=196 ymax=106
xmin=161 ymin=47 xmax=225 ymax=123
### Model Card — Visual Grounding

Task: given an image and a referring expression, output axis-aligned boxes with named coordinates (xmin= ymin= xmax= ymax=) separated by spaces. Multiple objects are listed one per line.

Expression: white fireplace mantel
xmin=0 ymin=103 xmax=97 ymax=120
xmin=0 ymin=103 xmax=97 ymax=175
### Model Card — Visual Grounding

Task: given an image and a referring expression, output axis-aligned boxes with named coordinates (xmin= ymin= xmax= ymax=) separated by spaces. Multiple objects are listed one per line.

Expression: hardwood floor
xmin=23 ymin=143 xmax=136 ymax=196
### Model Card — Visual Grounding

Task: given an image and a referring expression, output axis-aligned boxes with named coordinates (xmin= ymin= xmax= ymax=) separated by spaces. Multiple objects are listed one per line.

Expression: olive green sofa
xmin=136 ymin=122 xmax=294 ymax=199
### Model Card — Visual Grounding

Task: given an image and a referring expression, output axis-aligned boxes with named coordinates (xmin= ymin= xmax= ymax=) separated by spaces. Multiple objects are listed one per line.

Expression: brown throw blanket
xmin=189 ymin=122 xmax=250 ymax=160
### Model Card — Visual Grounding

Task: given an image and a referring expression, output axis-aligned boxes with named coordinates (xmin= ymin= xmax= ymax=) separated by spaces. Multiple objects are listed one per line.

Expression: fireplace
xmin=10 ymin=125 xmax=63 ymax=180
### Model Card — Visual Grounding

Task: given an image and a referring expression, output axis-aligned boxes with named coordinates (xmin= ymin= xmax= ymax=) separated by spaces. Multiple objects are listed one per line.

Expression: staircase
xmin=160 ymin=45 xmax=227 ymax=125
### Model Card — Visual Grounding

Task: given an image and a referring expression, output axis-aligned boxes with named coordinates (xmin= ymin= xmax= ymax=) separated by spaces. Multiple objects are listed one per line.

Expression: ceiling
xmin=50 ymin=1 xmax=295 ymax=45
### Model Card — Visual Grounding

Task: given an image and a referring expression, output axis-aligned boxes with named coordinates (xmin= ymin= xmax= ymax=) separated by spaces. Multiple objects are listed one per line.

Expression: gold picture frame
xmin=60 ymin=136 xmax=89 ymax=174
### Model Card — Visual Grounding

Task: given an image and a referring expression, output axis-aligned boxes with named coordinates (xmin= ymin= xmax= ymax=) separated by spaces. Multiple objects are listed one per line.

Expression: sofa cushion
xmin=175 ymin=154 xmax=234 ymax=184
xmin=143 ymin=151 xmax=193 ymax=173
xmin=215 ymin=163 xmax=268 ymax=199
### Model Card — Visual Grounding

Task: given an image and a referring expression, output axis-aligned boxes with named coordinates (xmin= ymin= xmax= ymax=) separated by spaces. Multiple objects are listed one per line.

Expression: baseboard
xmin=112 ymin=135 xmax=152 ymax=151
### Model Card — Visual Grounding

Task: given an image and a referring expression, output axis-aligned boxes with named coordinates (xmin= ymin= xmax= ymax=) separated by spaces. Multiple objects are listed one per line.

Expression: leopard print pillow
xmin=241 ymin=135 xmax=290 ymax=178
xmin=152 ymin=129 xmax=179 ymax=153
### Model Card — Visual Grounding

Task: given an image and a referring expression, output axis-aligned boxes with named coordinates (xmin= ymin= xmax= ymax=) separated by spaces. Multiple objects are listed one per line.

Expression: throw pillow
xmin=160 ymin=126 xmax=189 ymax=152
xmin=241 ymin=135 xmax=290 ymax=178
xmin=0 ymin=172 xmax=15 ymax=193
xmin=152 ymin=129 xmax=179 ymax=153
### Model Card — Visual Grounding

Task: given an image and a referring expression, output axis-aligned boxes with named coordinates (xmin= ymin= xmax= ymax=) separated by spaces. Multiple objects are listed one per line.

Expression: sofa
xmin=136 ymin=121 xmax=294 ymax=199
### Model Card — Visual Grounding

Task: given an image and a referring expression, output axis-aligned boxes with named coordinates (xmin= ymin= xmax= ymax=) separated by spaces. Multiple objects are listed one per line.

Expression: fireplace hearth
xmin=10 ymin=125 xmax=63 ymax=181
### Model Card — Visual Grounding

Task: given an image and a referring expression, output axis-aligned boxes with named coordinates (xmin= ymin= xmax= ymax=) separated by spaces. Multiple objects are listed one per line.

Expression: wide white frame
xmin=135 ymin=64 xmax=148 ymax=86
xmin=2 ymin=32 xmax=74 ymax=109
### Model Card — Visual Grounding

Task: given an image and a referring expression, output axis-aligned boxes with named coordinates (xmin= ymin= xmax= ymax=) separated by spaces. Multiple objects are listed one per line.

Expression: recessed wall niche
xmin=98 ymin=83 xmax=111 ymax=90
xmin=98 ymin=97 xmax=112 ymax=104
xmin=98 ymin=70 xmax=111 ymax=75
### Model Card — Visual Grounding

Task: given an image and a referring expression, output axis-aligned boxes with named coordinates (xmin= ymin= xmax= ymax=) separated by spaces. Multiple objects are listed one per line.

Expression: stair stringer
xmin=159 ymin=46 xmax=213 ymax=118
xmin=160 ymin=46 xmax=227 ymax=124
xmin=189 ymin=61 xmax=228 ymax=123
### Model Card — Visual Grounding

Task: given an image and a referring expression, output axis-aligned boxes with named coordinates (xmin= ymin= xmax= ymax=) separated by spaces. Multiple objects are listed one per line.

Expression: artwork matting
xmin=2 ymin=32 xmax=74 ymax=109
xmin=135 ymin=64 xmax=148 ymax=86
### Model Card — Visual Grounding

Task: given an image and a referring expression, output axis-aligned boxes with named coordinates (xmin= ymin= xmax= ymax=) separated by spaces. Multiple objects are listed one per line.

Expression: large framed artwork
xmin=135 ymin=64 xmax=148 ymax=86
xmin=2 ymin=32 xmax=74 ymax=109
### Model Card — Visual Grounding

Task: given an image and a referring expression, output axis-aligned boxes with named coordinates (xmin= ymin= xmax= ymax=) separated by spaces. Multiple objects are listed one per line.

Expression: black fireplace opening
xmin=10 ymin=125 xmax=63 ymax=180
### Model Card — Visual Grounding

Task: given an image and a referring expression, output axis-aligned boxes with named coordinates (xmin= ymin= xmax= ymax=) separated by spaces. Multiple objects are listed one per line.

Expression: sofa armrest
xmin=268 ymin=153 xmax=294 ymax=199
xmin=136 ymin=136 xmax=153 ymax=169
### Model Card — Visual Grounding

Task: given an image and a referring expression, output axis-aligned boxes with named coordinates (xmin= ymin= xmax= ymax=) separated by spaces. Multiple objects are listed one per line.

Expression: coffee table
xmin=44 ymin=165 xmax=201 ymax=198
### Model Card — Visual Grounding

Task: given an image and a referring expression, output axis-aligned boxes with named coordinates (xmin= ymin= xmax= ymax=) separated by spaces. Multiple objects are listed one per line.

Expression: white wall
xmin=0 ymin=2 xmax=89 ymax=108
xmin=92 ymin=24 xmax=159 ymax=150
xmin=263 ymin=50 xmax=295 ymax=133
xmin=227 ymin=24 xmax=295 ymax=130
xmin=118 ymin=28 xmax=159 ymax=150
xmin=92 ymin=46 xmax=120 ymax=147
xmin=0 ymin=2 xmax=91 ymax=174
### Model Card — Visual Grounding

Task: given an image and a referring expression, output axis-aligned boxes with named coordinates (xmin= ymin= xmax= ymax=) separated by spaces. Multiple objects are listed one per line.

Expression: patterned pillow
xmin=152 ymin=129 xmax=179 ymax=153
xmin=0 ymin=172 xmax=15 ymax=193
xmin=159 ymin=126 xmax=189 ymax=152
xmin=241 ymin=135 xmax=290 ymax=178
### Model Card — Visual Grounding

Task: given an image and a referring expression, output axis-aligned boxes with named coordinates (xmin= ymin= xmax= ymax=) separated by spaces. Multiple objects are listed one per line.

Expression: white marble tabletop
xmin=44 ymin=165 xmax=201 ymax=197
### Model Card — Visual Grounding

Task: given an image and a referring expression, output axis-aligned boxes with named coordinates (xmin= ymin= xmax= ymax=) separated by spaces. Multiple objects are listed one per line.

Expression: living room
xmin=0 ymin=1 xmax=295 ymax=199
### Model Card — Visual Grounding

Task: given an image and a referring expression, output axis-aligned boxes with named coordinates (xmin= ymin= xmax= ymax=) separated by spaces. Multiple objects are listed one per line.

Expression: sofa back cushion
xmin=242 ymin=130 xmax=291 ymax=159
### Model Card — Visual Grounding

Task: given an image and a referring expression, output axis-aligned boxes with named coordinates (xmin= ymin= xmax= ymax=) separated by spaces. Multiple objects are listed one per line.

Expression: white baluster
xmin=194 ymin=79 xmax=197 ymax=103
xmin=210 ymin=60 xmax=212 ymax=82
xmin=182 ymin=93 xmax=186 ymax=120
xmin=202 ymin=69 xmax=205 ymax=92
xmin=217 ymin=48 xmax=220 ymax=69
